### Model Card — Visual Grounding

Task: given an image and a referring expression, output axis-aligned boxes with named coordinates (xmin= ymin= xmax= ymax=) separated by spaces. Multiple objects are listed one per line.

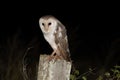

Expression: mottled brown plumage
xmin=39 ymin=15 xmax=71 ymax=61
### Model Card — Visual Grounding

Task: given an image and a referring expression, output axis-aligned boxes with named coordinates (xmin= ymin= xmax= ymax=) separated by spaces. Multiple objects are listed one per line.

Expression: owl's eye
xmin=48 ymin=22 xmax=51 ymax=26
xmin=42 ymin=23 xmax=44 ymax=26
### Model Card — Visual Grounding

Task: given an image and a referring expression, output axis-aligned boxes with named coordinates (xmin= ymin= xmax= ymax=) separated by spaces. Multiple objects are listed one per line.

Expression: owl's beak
xmin=44 ymin=26 xmax=49 ymax=32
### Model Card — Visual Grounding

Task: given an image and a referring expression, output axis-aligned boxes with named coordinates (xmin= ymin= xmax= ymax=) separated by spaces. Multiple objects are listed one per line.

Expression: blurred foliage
xmin=0 ymin=26 xmax=120 ymax=80
xmin=70 ymin=65 xmax=120 ymax=80
xmin=0 ymin=31 xmax=39 ymax=80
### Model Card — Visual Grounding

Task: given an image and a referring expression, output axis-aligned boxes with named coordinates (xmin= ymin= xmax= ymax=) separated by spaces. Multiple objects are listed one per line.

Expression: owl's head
xmin=39 ymin=15 xmax=58 ymax=34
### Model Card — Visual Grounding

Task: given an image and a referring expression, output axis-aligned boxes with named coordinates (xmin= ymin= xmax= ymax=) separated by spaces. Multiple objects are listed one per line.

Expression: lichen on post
xmin=37 ymin=55 xmax=72 ymax=80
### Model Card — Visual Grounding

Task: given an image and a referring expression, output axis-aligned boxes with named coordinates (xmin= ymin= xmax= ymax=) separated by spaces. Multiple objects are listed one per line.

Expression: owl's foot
xmin=51 ymin=50 xmax=57 ymax=56
xmin=45 ymin=50 xmax=63 ymax=62
xmin=51 ymin=49 xmax=64 ymax=61
xmin=53 ymin=55 xmax=63 ymax=61
xmin=45 ymin=54 xmax=64 ymax=63
xmin=45 ymin=50 xmax=57 ymax=62
xmin=45 ymin=55 xmax=54 ymax=62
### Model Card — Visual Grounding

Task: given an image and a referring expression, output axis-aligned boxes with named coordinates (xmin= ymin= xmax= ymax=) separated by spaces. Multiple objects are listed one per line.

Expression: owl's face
xmin=39 ymin=17 xmax=57 ymax=34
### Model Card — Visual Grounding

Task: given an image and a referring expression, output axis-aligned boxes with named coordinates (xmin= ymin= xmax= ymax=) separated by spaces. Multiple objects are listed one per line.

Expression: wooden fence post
xmin=37 ymin=55 xmax=72 ymax=80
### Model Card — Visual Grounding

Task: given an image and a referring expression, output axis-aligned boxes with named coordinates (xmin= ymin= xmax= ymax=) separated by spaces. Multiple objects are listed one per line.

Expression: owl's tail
xmin=66 ymin=50 xmax=71 ymax=62
xmin=58 ymin=45 xmax=71 ymax=62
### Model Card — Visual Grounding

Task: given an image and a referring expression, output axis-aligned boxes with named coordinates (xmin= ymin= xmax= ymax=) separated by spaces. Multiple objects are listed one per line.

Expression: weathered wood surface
xmin=37 ymin=55 xmax=72 ymax=80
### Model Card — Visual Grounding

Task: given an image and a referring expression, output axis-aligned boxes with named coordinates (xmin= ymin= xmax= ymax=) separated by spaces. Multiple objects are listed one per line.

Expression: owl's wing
xmin=54 ymin=22 xmax=71 ymax=61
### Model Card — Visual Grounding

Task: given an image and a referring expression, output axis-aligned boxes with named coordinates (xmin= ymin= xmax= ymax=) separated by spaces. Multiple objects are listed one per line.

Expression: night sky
xmin=0 ymin=4 xmax=120 ymax=70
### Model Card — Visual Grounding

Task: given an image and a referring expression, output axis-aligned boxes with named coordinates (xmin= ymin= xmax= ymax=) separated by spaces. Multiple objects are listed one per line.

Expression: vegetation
xmin=70 ymin=65 xmax=120 ymax=80
xmin=0 ymin=31 xmax=39 ymax=80
xmin=0 ymin=29 xmax=120 ymax=80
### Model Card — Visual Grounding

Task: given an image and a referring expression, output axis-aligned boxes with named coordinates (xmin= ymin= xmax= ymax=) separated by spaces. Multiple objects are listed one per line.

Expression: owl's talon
xmin=53 ymin=55 xmax=63 ymax=61
xmin=51 ymin=50 xmax=57 ymax=56
xmin=45 ymin=55 xmax=54 ymax=62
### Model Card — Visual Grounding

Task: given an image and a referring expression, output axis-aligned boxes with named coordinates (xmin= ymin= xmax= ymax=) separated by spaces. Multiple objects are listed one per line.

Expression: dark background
xmin=0 ymin=3 xmax=119 ymax=79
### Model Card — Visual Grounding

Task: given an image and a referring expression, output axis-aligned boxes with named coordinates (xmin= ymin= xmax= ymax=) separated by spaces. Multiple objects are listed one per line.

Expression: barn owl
xmin=39 ymin=15 xmax=71 ymax=61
